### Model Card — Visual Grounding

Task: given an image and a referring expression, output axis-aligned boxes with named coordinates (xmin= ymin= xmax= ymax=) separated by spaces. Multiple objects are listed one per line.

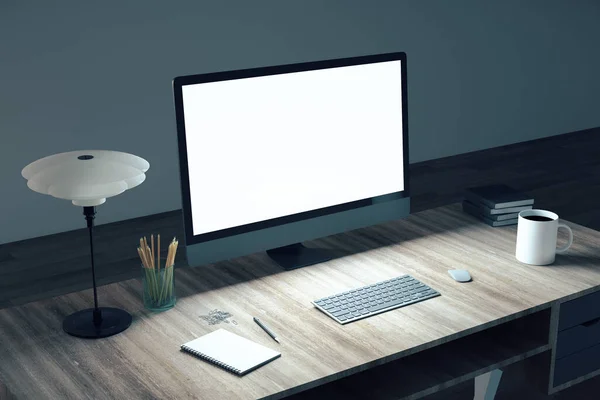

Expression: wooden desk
xmin=1 ymin=204 xmax=600 ymax=400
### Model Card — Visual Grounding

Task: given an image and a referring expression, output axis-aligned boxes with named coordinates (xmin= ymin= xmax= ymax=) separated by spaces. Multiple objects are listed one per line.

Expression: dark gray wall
xmin=1 ymin=1 xmax=599 ymax=245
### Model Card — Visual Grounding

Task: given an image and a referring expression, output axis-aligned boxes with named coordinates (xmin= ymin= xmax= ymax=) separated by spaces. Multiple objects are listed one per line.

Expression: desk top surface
xmin=1 ymin=203 xmax=600 ymax=400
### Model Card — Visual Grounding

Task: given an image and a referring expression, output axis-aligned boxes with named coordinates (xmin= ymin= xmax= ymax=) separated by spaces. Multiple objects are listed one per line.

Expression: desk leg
xmin=474 ymin=369 xmax=503 ymax=400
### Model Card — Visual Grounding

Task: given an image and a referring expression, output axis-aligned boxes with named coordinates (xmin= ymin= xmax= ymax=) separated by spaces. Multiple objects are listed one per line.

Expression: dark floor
xmin=0 ymin=127 xmax=599 ymax=399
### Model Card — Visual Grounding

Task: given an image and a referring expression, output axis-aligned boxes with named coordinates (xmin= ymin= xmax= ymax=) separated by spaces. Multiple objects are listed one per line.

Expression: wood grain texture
xmin=1 ymin=127 xmax=599 ymax=310
xmin=287 ymin=309 xmax=551 ymax=400
xmin=1 ymin=204 xmax=600 ymax=400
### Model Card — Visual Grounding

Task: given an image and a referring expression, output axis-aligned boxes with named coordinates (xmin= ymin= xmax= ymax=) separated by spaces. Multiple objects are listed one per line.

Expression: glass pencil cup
xmin=142 ymin=264 xmax=176 ymax=311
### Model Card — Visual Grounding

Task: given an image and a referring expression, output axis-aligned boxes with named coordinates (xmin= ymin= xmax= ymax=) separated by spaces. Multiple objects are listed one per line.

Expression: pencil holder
xmin=142 ymin=264 xmax=176 ymax=311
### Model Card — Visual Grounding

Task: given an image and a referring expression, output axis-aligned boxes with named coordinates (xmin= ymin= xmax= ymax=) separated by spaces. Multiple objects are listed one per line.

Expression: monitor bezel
xmin=173 ymin=52 xmax=409 ymax=245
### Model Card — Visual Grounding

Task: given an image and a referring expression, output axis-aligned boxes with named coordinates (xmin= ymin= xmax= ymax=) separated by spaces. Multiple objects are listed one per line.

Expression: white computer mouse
xmin=448 ymin=269 xmax=472 ymax=283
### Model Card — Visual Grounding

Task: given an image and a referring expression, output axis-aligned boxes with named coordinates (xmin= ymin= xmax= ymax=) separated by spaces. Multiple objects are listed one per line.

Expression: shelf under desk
xmin=288 ymin=309 xmax=551 ymax=400
xmin=1 ymin=203 xmax=600 ymax=400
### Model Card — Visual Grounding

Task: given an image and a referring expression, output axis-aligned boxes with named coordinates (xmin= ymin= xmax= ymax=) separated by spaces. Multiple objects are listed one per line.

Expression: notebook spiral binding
xmin=181 ymin=345 xmax=242 ymax=375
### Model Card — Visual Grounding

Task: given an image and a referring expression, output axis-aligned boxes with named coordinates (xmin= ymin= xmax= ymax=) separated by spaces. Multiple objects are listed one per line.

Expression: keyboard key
xmin=368 ymin=299 xmax=405 ymax=313
xmin=315 ymin=275 xmax=439 ymax=323
xmin=333 ymin=310 xmax=350 ymax=318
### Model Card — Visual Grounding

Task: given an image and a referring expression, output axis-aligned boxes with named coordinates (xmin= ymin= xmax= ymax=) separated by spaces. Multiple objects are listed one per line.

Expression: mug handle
xmin=556 ymin=223 xmax=573 ymax=253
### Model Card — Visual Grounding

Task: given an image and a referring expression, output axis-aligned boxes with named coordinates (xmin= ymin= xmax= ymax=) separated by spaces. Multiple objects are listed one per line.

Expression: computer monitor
xmin=173 ymin=52 xmax=409 ymax=270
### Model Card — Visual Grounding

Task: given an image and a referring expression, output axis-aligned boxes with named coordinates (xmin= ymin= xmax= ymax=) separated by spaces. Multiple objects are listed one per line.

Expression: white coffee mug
xmin=515 ymin=209 xmax=573 ymax=265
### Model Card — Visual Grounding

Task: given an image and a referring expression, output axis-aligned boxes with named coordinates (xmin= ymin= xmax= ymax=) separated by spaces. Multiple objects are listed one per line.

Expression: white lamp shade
xmin=22 ymin=150 xmax=150 ymax=206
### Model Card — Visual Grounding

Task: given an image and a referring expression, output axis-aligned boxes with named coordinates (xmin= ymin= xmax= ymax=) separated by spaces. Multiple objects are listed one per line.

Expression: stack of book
xmin=462 ymin=184 xmax=534 ymax=227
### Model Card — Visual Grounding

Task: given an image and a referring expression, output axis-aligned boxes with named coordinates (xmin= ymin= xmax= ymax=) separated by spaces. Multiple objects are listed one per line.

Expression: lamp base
xmin=63 ymin=307 xmax=132 ymax=339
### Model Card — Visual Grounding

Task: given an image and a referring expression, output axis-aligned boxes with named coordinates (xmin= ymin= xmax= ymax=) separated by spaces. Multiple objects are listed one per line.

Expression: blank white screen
xmin=182 ymin=60 xmax=404 ymax=236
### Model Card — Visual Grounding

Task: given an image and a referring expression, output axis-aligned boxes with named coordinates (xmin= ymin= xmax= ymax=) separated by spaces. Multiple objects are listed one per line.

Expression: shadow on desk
xmin=172 ymin=204 xmax=481 ymax=302
xmin=551 ymin=254 xmax=600 ymax=269
xmin=58 ymin=204 xmax=481 ymax=331
xmin=2 ymin=204 xmax=479 ymax=310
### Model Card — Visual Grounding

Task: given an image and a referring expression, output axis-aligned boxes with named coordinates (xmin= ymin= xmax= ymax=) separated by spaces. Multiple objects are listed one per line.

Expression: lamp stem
xmin=83 ymin=206 xmax=102 ymax=326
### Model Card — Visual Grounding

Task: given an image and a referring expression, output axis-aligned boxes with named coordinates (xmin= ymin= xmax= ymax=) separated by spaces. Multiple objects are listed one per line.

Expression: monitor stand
xmin=266 ymin=243 xmax=335 ymax=270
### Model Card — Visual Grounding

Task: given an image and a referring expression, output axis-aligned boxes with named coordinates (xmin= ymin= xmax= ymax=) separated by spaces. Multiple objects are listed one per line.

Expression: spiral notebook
xmin=181 ymin=329 xmax=281 ymax=376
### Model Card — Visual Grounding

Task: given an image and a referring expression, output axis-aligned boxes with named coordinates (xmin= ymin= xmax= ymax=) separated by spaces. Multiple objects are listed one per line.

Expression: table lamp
xmin=22 ymin=150 xmax=149 ymax=338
